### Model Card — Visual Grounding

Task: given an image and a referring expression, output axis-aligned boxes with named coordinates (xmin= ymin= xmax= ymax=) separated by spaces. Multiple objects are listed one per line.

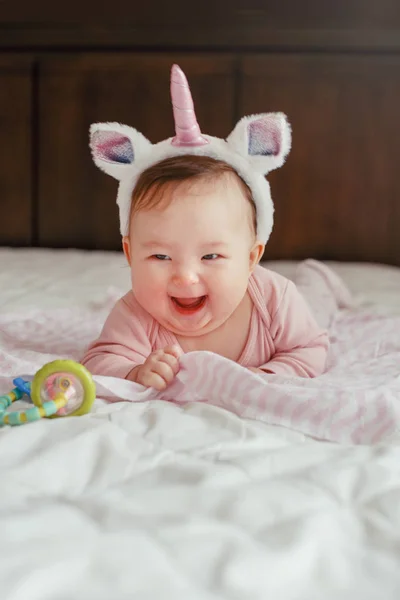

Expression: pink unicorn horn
xmin=170 ymin=64 xmax=208 ymax=147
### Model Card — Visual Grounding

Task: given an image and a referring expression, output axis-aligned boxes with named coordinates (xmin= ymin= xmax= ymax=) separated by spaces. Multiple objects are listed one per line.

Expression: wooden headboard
xmin=1 ymin=1 xmax=400 ymax=266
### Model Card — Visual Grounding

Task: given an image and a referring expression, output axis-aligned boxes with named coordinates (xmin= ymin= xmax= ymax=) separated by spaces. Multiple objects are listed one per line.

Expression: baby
xmin=81 ymin=65 xmax=329 ymax=390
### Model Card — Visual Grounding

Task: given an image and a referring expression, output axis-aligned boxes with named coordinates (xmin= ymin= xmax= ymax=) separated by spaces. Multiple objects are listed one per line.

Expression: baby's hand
xmin=127 ymin=345 xmax=182 ymax=391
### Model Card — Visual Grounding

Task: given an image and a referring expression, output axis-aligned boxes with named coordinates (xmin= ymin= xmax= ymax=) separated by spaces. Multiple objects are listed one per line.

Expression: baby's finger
xmin=147 ymin=349 xmax=166 ymax=368
xmin=163 ymin=344 xmax=183 ymax=360
xmin=153 ymin=360 xmax=176 ymax=384
xmin=158 ymin=351 xmax=180 ymax=375
xmin=140 ymin=370 xmax=167 ymax=391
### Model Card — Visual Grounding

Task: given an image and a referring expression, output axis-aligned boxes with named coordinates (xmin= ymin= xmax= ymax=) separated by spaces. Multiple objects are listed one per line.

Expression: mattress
xmin=1 ymin=248 xmax=400 ymax=600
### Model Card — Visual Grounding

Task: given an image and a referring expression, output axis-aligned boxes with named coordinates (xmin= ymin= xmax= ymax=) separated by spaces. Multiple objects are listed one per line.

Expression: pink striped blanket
xmin=1 ymin=261 xmax=399 ymax=444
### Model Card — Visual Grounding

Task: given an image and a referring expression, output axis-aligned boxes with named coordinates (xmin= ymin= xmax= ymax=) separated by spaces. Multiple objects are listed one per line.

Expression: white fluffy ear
xmin=226 ymin=113 xmax=291 ymax=174
xmin=89 ymin=122 xmax=153 ymax=181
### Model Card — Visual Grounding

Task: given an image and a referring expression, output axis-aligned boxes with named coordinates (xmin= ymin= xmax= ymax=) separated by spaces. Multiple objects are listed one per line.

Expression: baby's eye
xmin=152 ymin=254 xmax=171 ymax=261
xmin=202 ymin=254 xmax=220 ymax=260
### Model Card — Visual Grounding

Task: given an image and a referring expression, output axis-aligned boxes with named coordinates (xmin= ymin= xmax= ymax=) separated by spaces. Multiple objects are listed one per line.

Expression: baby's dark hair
xmin=129 ymin=155 xmax=257 ymax=234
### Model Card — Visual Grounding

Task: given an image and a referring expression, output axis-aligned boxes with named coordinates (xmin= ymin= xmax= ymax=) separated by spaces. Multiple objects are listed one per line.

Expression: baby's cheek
xmin=215 ymin=270 xmax=249 ymax=309
xmin=136 ymin=280 xmax=164 ymax=301
xmin=137 ymin=270 xmax=167 ymax=302
xmin=134 ymin=284 xmax=166 ymax=320
xmin=211 ymin=269 xmax=242 ymax=292
xmin=133 ymin=263 xmax=165 ymax=290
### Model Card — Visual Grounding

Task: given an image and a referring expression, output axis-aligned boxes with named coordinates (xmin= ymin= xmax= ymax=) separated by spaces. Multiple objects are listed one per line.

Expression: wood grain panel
xmin=0 ymin=57 xmax=32 ymax=246
xmin=1 ymin=0 xmax=400 ymax=49
xmin=38 ymin=54 xmax=236 ymax=249
xmin=2 ymin=0 xmax=399 ymax=26
xmin=239 ymin=55 xmax=400 ymax=265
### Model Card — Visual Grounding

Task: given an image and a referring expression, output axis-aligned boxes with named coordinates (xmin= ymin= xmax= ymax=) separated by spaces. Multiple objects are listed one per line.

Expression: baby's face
xmin=124 ymin=175 xmax=264 ymax=337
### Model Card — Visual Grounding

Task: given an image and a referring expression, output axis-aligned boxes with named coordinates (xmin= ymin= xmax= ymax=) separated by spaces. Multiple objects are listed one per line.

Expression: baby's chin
xmin=163 ymin=315 xmax=215 ymax=337
xmin=169 ymin=323 xmax=217 ymax=337
xmin=162 ymin=312 xmax=230 ymax=338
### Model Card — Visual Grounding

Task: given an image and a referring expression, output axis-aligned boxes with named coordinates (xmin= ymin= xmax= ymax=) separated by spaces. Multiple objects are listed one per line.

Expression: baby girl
xmin=81 ymin=65 xmax=329 ymax=390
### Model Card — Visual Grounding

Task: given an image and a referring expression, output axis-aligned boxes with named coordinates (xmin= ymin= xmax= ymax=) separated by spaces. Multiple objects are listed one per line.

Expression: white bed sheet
xmin=1 ymin=248 xmax=400 ymax=600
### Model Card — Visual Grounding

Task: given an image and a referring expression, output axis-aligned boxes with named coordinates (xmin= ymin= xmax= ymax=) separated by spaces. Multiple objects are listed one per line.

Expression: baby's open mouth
xmin=171 ymin=296 xmax=207 ymax=312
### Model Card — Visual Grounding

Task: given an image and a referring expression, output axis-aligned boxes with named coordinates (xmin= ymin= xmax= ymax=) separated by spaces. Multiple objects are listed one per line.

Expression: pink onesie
xmin=81 ymin=265 xmax=329 ymax=379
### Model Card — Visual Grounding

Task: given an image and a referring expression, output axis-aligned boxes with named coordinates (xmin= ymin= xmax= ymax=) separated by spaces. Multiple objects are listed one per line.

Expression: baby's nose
xmin=171 ymin=270 xmax=199 ymax=287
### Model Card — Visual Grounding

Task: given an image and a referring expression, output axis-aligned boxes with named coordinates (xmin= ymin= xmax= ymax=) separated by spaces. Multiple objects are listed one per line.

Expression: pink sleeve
xmin=80 ymin=295 xmax=152 ymax=379
xmin=260 ymin=280 xmax=329 ymax=378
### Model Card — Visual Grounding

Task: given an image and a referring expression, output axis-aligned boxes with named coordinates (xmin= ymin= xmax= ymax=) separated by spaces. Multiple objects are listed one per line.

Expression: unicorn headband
xmin=90 ymin=64 xmax=291 ymax=243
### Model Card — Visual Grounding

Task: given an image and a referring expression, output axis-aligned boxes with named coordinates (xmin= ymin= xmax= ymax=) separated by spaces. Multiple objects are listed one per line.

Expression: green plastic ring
xmin=31 ymin=360 xmax=96 ymax=418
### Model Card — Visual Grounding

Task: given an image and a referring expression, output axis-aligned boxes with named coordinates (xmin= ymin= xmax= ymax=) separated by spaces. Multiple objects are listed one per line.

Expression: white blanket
xmin=1 ymin=259 xmax=399 ymax=444
xmin=1 ymin=250 xmax=400 ymax=599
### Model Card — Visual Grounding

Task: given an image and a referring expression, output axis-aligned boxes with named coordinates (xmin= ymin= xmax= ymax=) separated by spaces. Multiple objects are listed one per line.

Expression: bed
xmin=1 ymin=247 xmax=400 ymax=600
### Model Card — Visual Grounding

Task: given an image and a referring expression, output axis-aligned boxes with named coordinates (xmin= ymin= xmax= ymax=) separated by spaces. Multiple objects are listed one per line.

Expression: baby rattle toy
xmin=0 ymin=360 xmax=96 ymax=426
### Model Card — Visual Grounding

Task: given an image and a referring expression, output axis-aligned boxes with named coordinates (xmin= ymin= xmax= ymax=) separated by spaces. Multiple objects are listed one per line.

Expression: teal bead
xmin=12 ymin=388 xmax=24 ymax=401
xmin=0 ymin=397 xmax=11 ymax=409
xmin=24 ymin=406 xmax=41 ymax=422
xmin=7 ymin=411 xmax=22 ymax=426
xmin=42 ymin=401 xmax=58 ymax=417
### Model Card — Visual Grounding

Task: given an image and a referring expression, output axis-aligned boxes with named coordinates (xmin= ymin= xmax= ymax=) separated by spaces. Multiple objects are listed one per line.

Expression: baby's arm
xmin=259 ymin=280 xmax=329 ymax=377
xmin=81 ymin=295 xmax=152 ymax=379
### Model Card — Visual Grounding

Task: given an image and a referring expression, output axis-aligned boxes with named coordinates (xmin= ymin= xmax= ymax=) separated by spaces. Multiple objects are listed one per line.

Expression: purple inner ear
xmin=91 ymin=130 xmax=134 ymax=164
xmin=248 ymin=119 xmax=281 ymax=157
